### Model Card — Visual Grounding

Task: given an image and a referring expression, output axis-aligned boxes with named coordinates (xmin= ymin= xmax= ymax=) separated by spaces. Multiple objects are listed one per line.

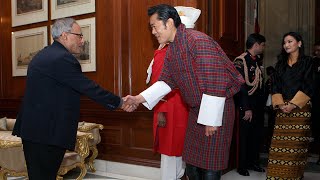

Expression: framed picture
xmin=12 ymin=26 xmax=48 ymax=77
xmin=51 ymin=0 xmax=95 ymax=20
xmin=49 ymin=17 xmax=95 ymax=72
xmin=11 ymin=0 xmax=48 ymax=27
xmin=75 ymin=17 xmax=96 ymax=72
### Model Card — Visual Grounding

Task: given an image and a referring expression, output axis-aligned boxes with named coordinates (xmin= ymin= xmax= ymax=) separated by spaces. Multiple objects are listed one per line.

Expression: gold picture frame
xmin=12 ymin=26 xmax=48 ymax=76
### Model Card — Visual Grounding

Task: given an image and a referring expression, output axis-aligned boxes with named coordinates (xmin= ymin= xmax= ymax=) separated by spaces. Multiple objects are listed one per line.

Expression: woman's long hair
xmin=275 ymin=32 xmax=305 ymax=74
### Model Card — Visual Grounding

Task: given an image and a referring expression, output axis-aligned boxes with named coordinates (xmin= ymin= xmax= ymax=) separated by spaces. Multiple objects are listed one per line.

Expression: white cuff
xmin=140 ymin=81 xmax=171 ymax=110
xmin=197 ymin=94 xmax=226 ymax=126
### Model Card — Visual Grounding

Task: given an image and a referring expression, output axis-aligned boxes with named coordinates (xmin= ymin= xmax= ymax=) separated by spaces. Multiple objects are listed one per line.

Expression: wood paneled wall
xmin=316 ymin=0 xmax=320 ymax=42
xmin=0 ymin=0 xmax=244 ymax=167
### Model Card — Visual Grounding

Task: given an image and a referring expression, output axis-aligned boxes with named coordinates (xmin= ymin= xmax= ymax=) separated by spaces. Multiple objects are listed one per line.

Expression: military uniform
xmin=234 ymin=51 xmax=265 ymax=170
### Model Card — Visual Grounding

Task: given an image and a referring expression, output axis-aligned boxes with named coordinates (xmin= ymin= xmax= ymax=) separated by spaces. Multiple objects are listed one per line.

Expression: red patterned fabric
xmin=151 ymin=45 xmax=189 ymax=156
xmin=159 ymin=24 xmax=244 ymax=170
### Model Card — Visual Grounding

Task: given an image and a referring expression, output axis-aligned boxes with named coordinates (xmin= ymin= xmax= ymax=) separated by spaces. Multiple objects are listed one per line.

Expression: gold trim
xmin=87 ymin=146 xmax=98 ymax=172
xmin=58 ymin=162 xmax=87 ymax=180
xmin=75 ymin=132 xmax=93 ymax=158
xmin=234 ymin=54 xmax=263 ymax=95
xmin=78 ymin=122 xmax=104 ymax=132
xmin=290 ymin=91 xmax=310 ymax=108
xmin=58 ymin=132 xmax=93 ymax=179
xmin=0 ymin=139 xmax=22 ymax=148
xmin=77 ymin=122 xmax=103 ymax=172
xmin=0 ymin=168 xmax=28 ymax=179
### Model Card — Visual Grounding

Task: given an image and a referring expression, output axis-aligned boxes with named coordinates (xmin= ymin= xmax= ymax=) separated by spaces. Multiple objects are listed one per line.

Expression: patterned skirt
xmin=266 ymin=103 xmax=311 ymax=180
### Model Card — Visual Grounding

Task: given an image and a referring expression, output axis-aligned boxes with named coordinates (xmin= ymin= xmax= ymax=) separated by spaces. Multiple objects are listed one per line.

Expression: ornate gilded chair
xmin=78 ymin=122 xmax=104 ymax=172
xmin=57 ymin=131 xmax=93 ymax=180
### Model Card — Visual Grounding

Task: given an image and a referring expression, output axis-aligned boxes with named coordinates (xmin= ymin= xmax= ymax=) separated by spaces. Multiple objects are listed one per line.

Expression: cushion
xmin=78 ymin=121 xmax=85 ymax=127
xmin=6 ymin=118 xmax=16 ymax=131
xmin=0 ymin=117 xmax=7 ymax=131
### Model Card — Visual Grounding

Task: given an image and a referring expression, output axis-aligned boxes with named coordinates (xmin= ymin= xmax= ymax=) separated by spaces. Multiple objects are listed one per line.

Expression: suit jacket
xmin=159 ymin=24 xmax=244 ymax=170
xmin=12 ymin=41 xmax=121 ymax=150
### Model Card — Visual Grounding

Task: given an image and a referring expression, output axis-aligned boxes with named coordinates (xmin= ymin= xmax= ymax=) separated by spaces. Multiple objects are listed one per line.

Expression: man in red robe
xmin=124 ymin=4 xmax=244 ymax=179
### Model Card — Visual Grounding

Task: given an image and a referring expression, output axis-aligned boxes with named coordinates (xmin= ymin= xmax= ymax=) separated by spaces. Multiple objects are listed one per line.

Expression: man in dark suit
xmin=12 ymin=18 xmax=133 ymax=180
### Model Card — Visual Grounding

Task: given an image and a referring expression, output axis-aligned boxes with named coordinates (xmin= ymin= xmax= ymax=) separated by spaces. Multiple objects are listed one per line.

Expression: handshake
xmin=120 ymin=94 xmax=146 ymax=112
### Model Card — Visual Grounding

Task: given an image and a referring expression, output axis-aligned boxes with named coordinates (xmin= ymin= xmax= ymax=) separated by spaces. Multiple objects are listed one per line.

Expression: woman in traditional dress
xmin=266 ymin=32 xmax=313 ymax=179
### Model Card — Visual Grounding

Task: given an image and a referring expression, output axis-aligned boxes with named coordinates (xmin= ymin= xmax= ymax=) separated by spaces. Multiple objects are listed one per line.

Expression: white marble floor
xmin=8 ymin=157 xmax=320 ymax=180
xmin=60 ymin=168 xmax=320 ymax=180
xmin=8 ymin=168 xmax=320 ymax=180
xmin=222 ymin=169 xmax=320 ymax=180
xmin=54 ymin=157 xmax=320 ymax=180
xmin=71 ymin=154 xmax=320 ymax=180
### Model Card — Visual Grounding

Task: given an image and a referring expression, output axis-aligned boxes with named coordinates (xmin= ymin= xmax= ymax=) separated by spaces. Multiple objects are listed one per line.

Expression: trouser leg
xmin=22 ymin=139 xmax=66 ymax=180
xmin=176 ymin=156 xmax=186 ymax=179
xmin=186 ymin=164 xmax=201 ymax=180
xmin=248 ymin=110 xmax=264 ymax=166
xmin=161 ymin=154 xmax=185 ymax=180
xmin=239 ymin=115 xmax=251 ymax=169
xmin=202 ymin=169 xmax=222 ymax=180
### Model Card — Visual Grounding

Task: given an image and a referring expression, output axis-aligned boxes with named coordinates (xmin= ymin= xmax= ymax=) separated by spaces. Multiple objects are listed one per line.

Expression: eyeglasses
xmin=67 ymin=32 xmax=83 ymax=38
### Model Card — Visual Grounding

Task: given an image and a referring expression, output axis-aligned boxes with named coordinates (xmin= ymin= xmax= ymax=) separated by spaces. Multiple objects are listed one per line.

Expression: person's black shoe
xmin=248 ymin=164 xmax=265 ymax=172
xmin=237 ymin=168 xmax=250 ymax=176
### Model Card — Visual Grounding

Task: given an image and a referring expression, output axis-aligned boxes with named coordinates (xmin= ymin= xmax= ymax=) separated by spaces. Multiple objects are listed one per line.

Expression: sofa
xmin=0 ymin=117 xmax=94 ymax=180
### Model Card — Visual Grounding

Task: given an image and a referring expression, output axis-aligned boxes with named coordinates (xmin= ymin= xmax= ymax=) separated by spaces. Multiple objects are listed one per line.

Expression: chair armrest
xmin=0 ymin=139 xmax=22 ymax=148
xmin=0 ymin=132 xmax=22 ymax=148
xmin=74 ymin=131 xmax=93 ymax=160
xmin=78 ymin=122 xmax=104 ymax=132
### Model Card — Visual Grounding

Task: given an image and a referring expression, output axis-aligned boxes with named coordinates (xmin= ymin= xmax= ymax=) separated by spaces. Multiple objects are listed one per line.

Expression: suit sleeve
xmin=50 ymin=54 xmax=121 ymax=110
xmin=234 ymin=59 xmax=250 ymax=111
xmin=290 ymin=58 xmax=313 ymax=108
xmin=271 ymin=68 xmax=285 ymax=108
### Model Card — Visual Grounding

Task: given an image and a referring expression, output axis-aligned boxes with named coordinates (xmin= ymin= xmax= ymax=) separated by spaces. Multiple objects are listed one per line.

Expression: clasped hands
xmin=120 ymin=94 xmax=145 ymax=112
xmin=279 ymin=103 xmax=296 ymax=113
